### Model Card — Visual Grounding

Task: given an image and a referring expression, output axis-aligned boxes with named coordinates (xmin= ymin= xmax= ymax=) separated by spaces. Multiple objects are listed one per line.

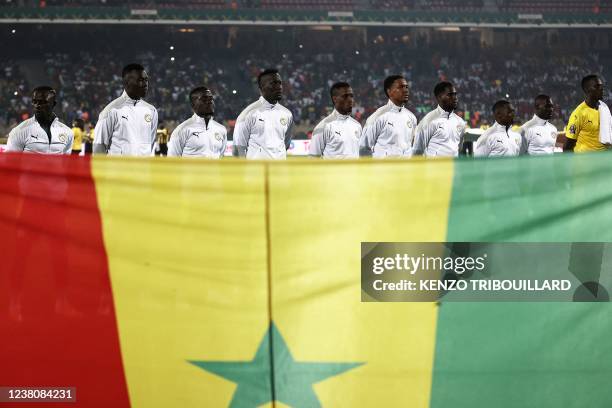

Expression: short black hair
xmin=581 ymin=74 xmax=599 ymax=92
xmin=534 ymin=94 xmax=551 ymax=105
xmin=122 ymin=63 xmax=145 ymax=78
xmin=492 ymin=100 xmax=510 ymax=113
xmin=434 ymin=81 xmax=454 ymax=98
xmin=383 ymin=75 xmax=404 ymax=98
xmin=330 ymin=82 xmax=351 ymax=100
xmin=257 ymin=68 xmax=279 ymax=88
xmin=189 ymin=86 xmax=211 ymax=103
xmin=32 ymin=85 xmax=56 ymax=98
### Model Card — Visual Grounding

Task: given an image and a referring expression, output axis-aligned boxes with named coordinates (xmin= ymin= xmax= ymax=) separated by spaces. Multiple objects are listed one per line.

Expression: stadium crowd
xmin=2 ymin=45 xmax=610 ymax=137
xmin=0 ymin=61 xmax=29 ymax=129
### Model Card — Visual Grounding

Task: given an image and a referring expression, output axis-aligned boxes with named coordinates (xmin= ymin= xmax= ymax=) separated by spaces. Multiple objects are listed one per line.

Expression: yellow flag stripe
xmin=92 ymin=157 xmax=270 ymax=407
xmin=268 ymin=158 xmax=454 ymax=407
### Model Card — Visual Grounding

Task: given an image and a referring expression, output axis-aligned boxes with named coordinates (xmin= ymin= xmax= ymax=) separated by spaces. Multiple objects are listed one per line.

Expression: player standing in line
xmin=7 ymin=86 xmax=73 ymax=154
xmin=564 ymin=75 xmax=607 ymax=152
xmin=5 ymin=86 xmax=74 ymax=321
xmin=519 ymin=95 xmax=558 ymax=155
xmin=474 ymin=100 xmax=521 ymax=157
xmin=359 ymin=75 xmax=417 ymax=158
xmin=93 ymin=63 xmax=158 ymax=156
xmin=309 ymin=82 xmax=361 ymax=159
xmin=232 ymin=69 xmax=293 ymax=159
xmin=412 ymin=81 xmax=466 ymax=157
xmin=168 ymin=87 xmax=227 ymax=158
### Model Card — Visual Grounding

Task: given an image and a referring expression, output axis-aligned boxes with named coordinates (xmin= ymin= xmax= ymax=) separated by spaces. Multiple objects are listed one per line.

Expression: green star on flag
xmin=188 ymin=322 xmax=364 ymax=407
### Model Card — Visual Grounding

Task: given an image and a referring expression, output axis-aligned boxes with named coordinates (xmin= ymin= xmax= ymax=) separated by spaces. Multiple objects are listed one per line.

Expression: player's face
xmin=32 ymin=90 xmax=56 ymax=119
xmin=535 ymin=97 xmax=554 ymax=120
xmin=260 ymin=73 xmax=283 ymax=103
xmin=438 ymin=86 xmax=458 ymax=112
xmin=498 ymin=104 xmax=516 ymax=127
xmin=388 ymin=78 xmax=409 ymax=105
xmin=192 ymin=90 xmax=215 ymax=117
xmin=333 ymin=86 xmax=354 ymax=115
xmin=586 ymin=78 xmax=604 ymax=100
xmin=124 ymin=70 xmax=149 ymax=99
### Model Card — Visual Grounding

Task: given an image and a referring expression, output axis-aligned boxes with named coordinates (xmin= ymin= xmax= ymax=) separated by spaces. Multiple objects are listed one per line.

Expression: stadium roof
xmin=1 ymin=7 xmax=612 ymax=27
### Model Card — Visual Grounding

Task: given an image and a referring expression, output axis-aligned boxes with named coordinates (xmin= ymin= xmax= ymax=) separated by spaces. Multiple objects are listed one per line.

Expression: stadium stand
xmin=2 ymin=47 xmax=610 ymax=138
xmin=0 ymin=61 xmax=29 ymax=128
xmin=1 ymin=25 xmax=611 ymax=139
xmin=2 ymin=0 xmax=612 ymax=12
xmin=499 ymin=0 xmax=600 ymax=13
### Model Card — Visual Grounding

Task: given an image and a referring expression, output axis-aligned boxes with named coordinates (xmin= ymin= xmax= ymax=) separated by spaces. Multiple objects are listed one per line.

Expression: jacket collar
xmin=532 ymin=114 xmax=549 ymax=126
xmin=386 ymin=99 xmax=403 ymax=113
xmin=122 ymin=90 xmax=141 ymax=106
xmin=192 ymin=113 xmax=213 ymax=124
xmin=436 ymin=105 xmax=453 ymax=118
xmin=493 ymin=121 xmax=512 ymax=133
xmin=259 ymin=96 xmax=278 ymax=109
xmin=33 ymin=115 xmax=58 ymax=127
xmin=333 ymin=109 xmax=350 ymax=120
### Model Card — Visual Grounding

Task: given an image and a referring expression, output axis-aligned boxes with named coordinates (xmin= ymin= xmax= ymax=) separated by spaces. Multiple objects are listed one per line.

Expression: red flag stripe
xmin=0 ymin=153 xmax=130 ymax=407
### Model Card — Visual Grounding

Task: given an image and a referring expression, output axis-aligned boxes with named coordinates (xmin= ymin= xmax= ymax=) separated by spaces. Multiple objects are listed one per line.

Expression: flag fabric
xmin=1 ymin=152 xmax=612 ymax=408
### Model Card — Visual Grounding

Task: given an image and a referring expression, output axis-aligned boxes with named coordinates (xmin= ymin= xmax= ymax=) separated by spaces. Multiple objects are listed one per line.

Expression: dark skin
xmin=494 ymin=103 xmax=515 ymax=129
xmin=564 ymin=77 xmax=604 ymax=151
xmin=332 ymin=86 xmax=354 ymax=116
xmin=584 ymin=77 xmax=604 ymax=109
xmin=564 ymin=136 xmax=577 ymax=152
xmin=123 ymin=69 xmax=149 ymax=100
xmin=535 ymin=97 xmax=554 ymax=121
xmin=259 ymin=73 xmax=283 ymax=104
xmin=437 ymin=86 xmax=458 ymax=113
xmin=191 ymin=89 xmax=215 ymax=127
xmin=387 ymin=78 xmax=410 ymax=107
xmin=32 ymin=89 xmax=57 ymax=142
xmin=32 ymin=89 xmax=57 ymax=126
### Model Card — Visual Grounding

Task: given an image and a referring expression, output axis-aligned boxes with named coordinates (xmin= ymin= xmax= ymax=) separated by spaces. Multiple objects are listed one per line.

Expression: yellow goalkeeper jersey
xmin=565 ymin=102 xmax=605 ymax=152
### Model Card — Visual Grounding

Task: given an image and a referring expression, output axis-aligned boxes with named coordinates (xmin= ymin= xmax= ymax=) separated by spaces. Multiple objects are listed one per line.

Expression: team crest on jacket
xmin=407 ymin=121 xmax=413 ymax=128
xmin=457 ymin=124 xmax=464 ymax=133
xmin=215 ymin=132 xmax=222 ymax=141
xmin=59 ymin=134 xmax=67 ymax=143
xmin=550 ymin=131 xmax=557 ymax=139
xmin=144 ymin=114 xmax=152 ymax=123
xmin=280 ymin=117 xmax=288 ymax=126
xmin=569 ymin=125 xmax=576 ymax=134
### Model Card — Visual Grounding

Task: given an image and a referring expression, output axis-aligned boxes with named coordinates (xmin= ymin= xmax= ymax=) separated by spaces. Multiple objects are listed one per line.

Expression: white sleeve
xmin=150 ymin=109 xmax=159 ymax=155
xmin=412 ymin=119 xmax=432 ymax=156
xmin=519 ymin=127 xmax=529 ymax=155
xmin=219 ymin=128 xmax=228 ymax=158
xmin=359 ymin=117 xmax=381 ymax=156
xmin=93 ymin=109 xmax=115 ymax=154
xmin=474 ymin=134 xmax=491 ymax=157
xmin=167 ymin=127 xmax=184 ymax=157
xmin=409 ymin=115 xmax=418 ymax=147
xmin=284 ymin=114 xmax=294 ymax=151
xmin=6 ymin=127 xmax=26 ymax=152
xmin=233 ymin=113 xmax=253 ymax=149
xmin=458 ymin=123 xmax=466 ymax=155
xmin=64 ymin=129 xmax=74 ymax=154
xmin=308 ymin=124 xmax=325 ymax=157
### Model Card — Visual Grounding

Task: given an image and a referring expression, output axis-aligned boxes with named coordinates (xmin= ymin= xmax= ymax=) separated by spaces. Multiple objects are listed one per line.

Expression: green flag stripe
xmin=431 ymin=153 xmax=612 ymax=408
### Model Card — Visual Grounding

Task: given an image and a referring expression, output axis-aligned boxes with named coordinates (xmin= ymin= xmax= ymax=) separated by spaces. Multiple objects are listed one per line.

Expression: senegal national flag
xmin=1 ymin=153 xmax=612 ymax=407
